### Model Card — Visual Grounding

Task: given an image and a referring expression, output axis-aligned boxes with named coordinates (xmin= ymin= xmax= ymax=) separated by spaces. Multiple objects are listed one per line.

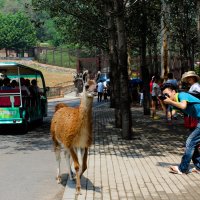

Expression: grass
xmin=28 ymin=63 xmax=75 ymax=87
xmin=38 ymin=49 xmax=77 ymax=69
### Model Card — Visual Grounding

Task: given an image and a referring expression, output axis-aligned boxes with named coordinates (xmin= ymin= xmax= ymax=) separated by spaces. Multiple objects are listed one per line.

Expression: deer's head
xmin=83 ymin=80 xmax=96 ymax=98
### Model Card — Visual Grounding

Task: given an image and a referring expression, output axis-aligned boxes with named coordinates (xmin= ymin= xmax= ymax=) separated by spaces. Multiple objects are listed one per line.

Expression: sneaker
xmin=153 ymin=116 xmax=160 ymax=120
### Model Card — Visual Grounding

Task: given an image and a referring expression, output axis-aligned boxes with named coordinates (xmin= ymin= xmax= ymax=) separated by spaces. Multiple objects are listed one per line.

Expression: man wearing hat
xmin=181 ymin=71 xmax=200 ymax=93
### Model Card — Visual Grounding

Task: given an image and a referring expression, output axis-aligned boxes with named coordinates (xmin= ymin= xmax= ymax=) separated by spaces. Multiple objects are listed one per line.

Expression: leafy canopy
xmin=0 ymin=12 xmax=37 ymax=50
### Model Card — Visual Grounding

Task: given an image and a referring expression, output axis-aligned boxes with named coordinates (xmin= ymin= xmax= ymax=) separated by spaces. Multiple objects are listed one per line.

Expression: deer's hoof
xmin=76 ymin=187 xmax=82 ymax=195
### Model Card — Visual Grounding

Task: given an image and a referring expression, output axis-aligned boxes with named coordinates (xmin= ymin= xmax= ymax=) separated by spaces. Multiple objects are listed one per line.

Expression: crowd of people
xmin=0 ymin=76 xmax=42 ymax=106
xmin=97 ymin=79 xmax=110 ymax=102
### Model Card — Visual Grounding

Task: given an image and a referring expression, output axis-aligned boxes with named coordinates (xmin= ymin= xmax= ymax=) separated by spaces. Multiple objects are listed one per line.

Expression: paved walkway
xmin=62 ymin=103 xmax=200 ymax=200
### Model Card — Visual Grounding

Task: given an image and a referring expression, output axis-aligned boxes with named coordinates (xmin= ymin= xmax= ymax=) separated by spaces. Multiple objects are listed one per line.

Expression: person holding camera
xmin=165 ymin=72 xmax=178 ymax=124
xmin=160 ymin=83 xmax=200 ymax=174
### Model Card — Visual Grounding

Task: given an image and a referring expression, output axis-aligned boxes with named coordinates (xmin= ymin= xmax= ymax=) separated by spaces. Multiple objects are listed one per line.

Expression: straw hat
xmin=181 ymin=71 xmax=200 ymax=82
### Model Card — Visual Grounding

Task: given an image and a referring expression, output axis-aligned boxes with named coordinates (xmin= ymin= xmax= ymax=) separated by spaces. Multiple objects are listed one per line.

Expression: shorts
xmin=152 ymin=96 xmax=157 ymax=101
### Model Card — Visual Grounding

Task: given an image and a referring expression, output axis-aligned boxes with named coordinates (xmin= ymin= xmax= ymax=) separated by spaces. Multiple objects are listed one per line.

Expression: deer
xmin=50 ymin=79 xmax=96 ymax=195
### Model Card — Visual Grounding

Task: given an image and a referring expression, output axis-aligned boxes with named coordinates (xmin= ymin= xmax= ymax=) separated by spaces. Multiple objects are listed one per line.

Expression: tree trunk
xmin=197 ymin=0 xmax=200 ymax=46
xmin=161 ymin=0 xmax=169 ymax=80
xmin=153 ymin=42 xmax=159 ymax=75
xmin=114 ymin=0 xmax=132 ymax=139
xmin=197 ymin=0 xmax=200 ymax=59
xmin=105 ymin=0 xmax=122 ymax=128
xmin=140 ymin=0 xmax=150 ymax=115
xmin=5 ymin=49 xmax=8 ymax=57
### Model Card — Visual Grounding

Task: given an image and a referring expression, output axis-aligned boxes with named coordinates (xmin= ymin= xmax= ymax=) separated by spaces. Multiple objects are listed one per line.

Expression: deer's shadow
xmin=60 ymin=173 xmax=101 ymax=193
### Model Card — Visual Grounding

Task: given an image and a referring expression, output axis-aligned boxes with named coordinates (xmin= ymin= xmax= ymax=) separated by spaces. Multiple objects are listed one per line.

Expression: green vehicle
xmin=0 ymin=62 xmax=48 ymax=133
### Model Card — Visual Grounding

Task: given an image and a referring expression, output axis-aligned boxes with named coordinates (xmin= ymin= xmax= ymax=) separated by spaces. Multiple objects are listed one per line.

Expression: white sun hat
xmin=181 ymin=71 xmax=200 ymax=82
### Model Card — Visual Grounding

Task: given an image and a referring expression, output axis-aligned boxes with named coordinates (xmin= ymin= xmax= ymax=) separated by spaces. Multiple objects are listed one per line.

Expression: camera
xmin=158 ymin=93 xmax=170 ymax=100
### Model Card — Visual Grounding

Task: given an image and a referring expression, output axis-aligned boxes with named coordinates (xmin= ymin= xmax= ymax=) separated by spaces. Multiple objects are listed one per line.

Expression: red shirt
xmin=150 ymin=80 xmax=153 ymax=94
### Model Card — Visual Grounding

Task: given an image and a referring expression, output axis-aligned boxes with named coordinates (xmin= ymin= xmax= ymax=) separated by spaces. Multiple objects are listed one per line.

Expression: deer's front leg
xmin=70 ymin=148 xmax=82 ymax=195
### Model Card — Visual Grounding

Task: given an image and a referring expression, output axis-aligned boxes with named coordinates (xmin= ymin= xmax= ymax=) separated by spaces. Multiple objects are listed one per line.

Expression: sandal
xmin=189 ymin=167 xmax=200 ymax=174
xmin=169 ymin=166 xmax=182 ymax=174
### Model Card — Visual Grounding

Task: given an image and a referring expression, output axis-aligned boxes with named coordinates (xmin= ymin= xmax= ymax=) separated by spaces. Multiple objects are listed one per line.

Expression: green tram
xmin=0 ymin=62 xmax=48 ymax=133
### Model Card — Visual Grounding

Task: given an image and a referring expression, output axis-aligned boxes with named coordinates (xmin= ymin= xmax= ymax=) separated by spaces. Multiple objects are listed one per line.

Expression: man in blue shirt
xmin=97 ymin=80 xmax=104 ymax=102
xmin=160 ymin=83 xmax=200 ymax=174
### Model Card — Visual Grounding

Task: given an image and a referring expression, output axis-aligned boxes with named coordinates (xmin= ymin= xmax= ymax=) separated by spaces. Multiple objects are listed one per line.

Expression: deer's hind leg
xmin=64 ymin=148 xmax=74 ymax=180
xmin=54 ymin=144 xmax=62 ymax=184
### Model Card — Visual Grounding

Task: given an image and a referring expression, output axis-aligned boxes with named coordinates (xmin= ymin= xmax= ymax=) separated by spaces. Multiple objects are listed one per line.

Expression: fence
xmin=47 ymin=84 xmax=75 ymax=98
xmin=34 ymin=47 xmax=77 ymax=69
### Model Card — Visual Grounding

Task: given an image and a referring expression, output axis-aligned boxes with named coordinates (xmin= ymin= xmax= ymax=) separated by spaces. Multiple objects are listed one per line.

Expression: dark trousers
xmin=98 ymin=92 xmax=103 ymax=102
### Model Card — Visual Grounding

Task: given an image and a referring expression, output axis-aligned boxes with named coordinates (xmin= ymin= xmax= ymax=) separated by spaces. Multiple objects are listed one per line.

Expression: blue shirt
xmin=175 ymin=92 xmax=200 ymax=119
xmin=97 ymin=82 xmax=104 ymax=93
xmin=166 ymin=79 xmax=178 ymax=87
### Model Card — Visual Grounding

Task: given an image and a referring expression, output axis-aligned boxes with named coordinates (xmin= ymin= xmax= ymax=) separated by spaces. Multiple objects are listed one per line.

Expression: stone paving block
xmin=62 ymin=106 xmax=200 ymax=200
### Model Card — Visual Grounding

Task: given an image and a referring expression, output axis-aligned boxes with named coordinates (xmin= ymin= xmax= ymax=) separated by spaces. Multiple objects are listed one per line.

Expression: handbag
xmin=184 ymin=115 xmax=198 ymax=129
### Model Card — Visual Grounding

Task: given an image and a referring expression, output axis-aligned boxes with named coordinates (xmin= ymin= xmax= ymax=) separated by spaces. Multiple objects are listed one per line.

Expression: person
xmin=181 ymin=71 xmax=200 ymax=131
xmin=181 ymin=71 xmax=200 ymax=94
xmin=30 ymin=79 xmax=42 ymax=95
xmin=1 ymin=77 xmax=12 ymax=90
xmin=10 ymin=80 xmax=19 ymax=88
xmin=97 ymin=80 xmax=104 ymax=102
xmin=165 ymin=72 xmax=178 ymax=88
xmin=160 ymin=83 xmax=200 ymax=174
xmin=149 ymin=76 xmax=155 ymax=94
xmin=139 ymin=88 xmax=143 ymax=106
xmin=151 ymin=76 xmax=161 ymax=119
xmin=96 ymin=71 xmax=101 ymax=82
xmin=165 ymin=72 xmax=178 ymax=124
xmin=20 ymin=77 xmax=30 ymax=96
xmin=103 ymin=86 xmax=108 ymax=101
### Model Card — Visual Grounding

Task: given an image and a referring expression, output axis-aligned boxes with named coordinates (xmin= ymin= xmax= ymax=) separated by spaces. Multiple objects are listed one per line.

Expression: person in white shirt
xmin=97 ymin=80 xmax=104 ymax=102
xmin=182 ymin=71 xmax=200 ymax=93
xmin=151 ymin=76 xmax=161 ymax=119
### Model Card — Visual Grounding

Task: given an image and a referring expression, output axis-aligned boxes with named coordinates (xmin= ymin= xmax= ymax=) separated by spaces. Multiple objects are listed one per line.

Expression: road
xmin=0 ymin=97 xmax=80 ymax=200
xmin=0 ymin=95 xmax=107 ymax=200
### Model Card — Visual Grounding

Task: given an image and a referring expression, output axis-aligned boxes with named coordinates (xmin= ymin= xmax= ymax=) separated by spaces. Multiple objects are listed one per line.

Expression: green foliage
xmin=194 ymin=62 xmax=200 ymax=76
xmin=32 ymin=0 xmax=108 ymax=50
xmin=38 ymin=48 xmax=77 ymax=68
xmin=0 ymin=0 xmax=31 ymax=13
xmin=167 ymin=0 xmax=197 ymax=56
xmin=0 ymin=12 xmax=37 ymax=50
xmin=0 ymin=0 xmax=63 ymax=47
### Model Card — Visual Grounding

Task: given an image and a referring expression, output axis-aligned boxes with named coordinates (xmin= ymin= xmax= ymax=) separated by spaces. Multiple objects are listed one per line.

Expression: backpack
xmin=186 ymin=91 xmax=200 ymax=100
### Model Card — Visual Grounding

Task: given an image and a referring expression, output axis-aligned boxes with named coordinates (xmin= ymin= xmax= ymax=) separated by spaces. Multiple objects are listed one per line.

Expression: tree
xmin=32 ymin=0 xmax=133 ymax=139
xmin=197 ymin=0 xmax=200 ymax=52
xmin=0 ymin=12 xmax=37 ymax=56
